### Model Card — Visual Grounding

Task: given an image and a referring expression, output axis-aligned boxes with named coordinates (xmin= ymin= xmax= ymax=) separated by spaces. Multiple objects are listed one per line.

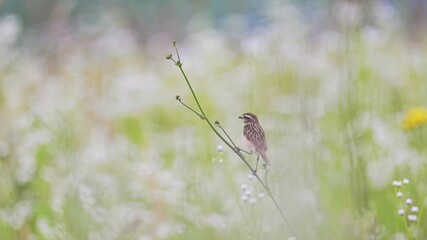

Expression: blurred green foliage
xmin=0 ymin=1 xmax=427 ymax=240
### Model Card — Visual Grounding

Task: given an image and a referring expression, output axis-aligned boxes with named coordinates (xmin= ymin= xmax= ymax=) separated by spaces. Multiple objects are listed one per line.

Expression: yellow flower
xmin=402 ymin=107 xmax=427 ymax=130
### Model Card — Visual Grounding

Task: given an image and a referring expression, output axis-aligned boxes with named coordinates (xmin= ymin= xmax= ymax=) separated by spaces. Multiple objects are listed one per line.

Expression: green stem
xmin=178 ymin=66 xmax=255 ymax=167
xmin=217 ymin=123 xmax=239 ymax=149
xmin=394 ymin=187 xmax=411 ymax=237
xmin=171 ymin=43 xmax=298 ymax=239
xmin=177 ymin=67 xmax=206 ymax=118
xmin=414 ymin=192 xmax=426 ymax=239
xmin=176 ymin=64 xmax=270 ymax=191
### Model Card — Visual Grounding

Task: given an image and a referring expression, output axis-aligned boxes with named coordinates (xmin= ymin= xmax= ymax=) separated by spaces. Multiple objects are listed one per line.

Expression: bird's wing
xmin=245 ymin=124 xmax=267 ymax=152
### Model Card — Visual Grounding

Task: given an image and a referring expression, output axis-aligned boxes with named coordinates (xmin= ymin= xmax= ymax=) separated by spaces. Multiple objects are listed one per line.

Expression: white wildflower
xmin=216 ymin=145 xmax=223 ymax=152
xmin=249 ymin=198 xmax=257 ymax=205
xmin=411 ymin=206 xmax=419 ymax=213
xmin=408 ymin=215 xmax=417 ymax=222
xmin=248 ymin=173 xmax=254 ymax=180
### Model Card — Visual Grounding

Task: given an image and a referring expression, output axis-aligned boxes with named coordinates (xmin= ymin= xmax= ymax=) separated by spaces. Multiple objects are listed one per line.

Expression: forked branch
xmin=167 ymin=42 xmax=298 ymax=239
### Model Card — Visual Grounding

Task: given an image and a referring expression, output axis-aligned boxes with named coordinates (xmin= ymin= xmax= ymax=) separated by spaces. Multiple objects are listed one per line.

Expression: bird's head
xmin=238 ymin=112 xmax=259 ymax=124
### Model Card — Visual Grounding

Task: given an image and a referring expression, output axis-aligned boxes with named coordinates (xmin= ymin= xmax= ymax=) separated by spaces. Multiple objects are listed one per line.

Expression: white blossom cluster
xmin=393 ymin=178 xmax=420 ymax=223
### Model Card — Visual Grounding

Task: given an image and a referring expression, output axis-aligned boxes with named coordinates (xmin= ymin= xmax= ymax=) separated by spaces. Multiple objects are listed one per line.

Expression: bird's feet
xmin=235 ymin=147 xmax=252 ymax=155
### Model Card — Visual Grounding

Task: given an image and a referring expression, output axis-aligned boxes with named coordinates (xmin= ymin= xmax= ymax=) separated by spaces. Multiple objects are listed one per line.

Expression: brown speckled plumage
xmin=240 ymin=113 xmax=269 ymax=166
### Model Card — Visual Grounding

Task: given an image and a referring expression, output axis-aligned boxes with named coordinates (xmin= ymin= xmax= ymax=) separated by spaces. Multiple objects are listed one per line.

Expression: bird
xmin=238 ymin=112 xmax=269 ymax=172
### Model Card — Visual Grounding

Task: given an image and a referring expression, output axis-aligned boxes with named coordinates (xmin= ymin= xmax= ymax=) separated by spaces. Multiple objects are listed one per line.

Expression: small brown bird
xmin=239 ymin=112 xmax=269 ymax=171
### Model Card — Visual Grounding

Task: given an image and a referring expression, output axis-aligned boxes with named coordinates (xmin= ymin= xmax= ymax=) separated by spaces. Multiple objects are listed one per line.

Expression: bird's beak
xmin=238 ymin=116 xmax=243 ymax=119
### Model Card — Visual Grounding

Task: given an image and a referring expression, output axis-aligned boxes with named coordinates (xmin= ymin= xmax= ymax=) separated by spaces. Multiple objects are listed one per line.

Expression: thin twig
xmin=215 ymin=121 xmax=238 ymax=149
xmin=176 ymin=95 xmax=205 ymax=120
xmin=236 ymin=147 xmax=252 ymax=155
xmin=265 ymin=168 xmax=270 ymax=190
xmin=168 ymin=42 xmax=299 ymax=239
xmin=173 ymin=41 xmax=181 ymax=63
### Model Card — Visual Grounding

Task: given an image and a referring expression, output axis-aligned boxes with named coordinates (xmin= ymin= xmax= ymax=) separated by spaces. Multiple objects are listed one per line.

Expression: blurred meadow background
xmin=1 ymin=0 xmax=427 ymax=239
